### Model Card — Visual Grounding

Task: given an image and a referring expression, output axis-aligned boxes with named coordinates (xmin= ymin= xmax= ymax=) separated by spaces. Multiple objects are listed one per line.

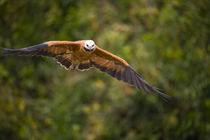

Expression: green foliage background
xmin=0 ymin=0 xmax=209 ymax=139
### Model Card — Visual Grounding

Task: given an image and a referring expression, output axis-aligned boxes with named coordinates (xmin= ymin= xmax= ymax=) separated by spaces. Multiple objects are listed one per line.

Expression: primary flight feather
xmin=0 ymin=40 xmax=170 ymax=99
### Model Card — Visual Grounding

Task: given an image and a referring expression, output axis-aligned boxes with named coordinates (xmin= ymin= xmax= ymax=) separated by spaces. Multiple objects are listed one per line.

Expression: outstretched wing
xmin=90 ymin=46 xmax=170 ymax=99
xmin=0 ymin=41 xmax=80 ymax=57
xmin=0 ymin=41 xmax=92 ymax=71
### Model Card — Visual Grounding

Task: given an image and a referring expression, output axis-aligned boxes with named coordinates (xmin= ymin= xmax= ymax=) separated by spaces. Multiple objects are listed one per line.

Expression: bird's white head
xmin=84 ymin=40 xmax=95 ymax=52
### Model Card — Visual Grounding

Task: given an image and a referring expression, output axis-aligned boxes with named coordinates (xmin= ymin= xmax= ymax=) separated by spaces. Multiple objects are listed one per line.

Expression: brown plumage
xmin=0 ymin=40 xmax=170 ymax=99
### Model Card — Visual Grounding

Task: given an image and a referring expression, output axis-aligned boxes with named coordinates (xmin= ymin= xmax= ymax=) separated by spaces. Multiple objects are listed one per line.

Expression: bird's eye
xmin=86 ymin=44 xmax=88 ymax=47
xmin=92 ymin=45 xmax=94 ymax=47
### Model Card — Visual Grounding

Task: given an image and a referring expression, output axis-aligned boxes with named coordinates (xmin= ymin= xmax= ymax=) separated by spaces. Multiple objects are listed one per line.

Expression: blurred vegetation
xmin=0 ymin=0 xmax=209 ymax=140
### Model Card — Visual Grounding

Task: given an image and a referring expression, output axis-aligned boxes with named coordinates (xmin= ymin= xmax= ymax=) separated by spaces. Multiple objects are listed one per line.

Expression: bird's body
xmin=0 ymin=40 xmax=170 ymax=99
xmin=54 ymin=40 xmax=94 ymax=70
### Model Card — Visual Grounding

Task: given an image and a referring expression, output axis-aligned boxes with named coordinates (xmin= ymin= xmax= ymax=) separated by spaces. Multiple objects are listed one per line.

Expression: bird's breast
xmin=71 ymin=49 xmax=91 ymax=63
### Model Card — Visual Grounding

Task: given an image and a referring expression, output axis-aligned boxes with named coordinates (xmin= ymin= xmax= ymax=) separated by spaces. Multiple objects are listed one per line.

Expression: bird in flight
xmin=0 ymin=40 xmax=170 ymax=99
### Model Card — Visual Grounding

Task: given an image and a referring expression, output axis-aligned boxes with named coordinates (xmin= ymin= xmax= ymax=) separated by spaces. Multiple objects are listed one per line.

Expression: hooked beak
xmin=84 ymin=47 xmax=94 ymax=52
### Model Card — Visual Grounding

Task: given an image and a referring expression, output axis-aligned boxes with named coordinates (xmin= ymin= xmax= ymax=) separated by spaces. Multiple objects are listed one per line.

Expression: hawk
xmin=0 ymin=40 xmax=170 ymax=99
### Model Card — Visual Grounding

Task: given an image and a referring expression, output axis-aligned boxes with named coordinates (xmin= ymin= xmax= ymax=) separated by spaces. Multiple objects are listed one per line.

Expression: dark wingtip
xmin=0 ymin=43 xmax=49 ymax=56
xmin=150 ymin=86 xmax=172 ymax=102
xmin=127 ymin=65 xmax=171 ymax=101
xmin=0 ymin=48 xmax=3 ymax=55
xmin=0 ymin=48 xmax=11 ymax=55
xmin=0 ymin=47 xmax=19 ymax=55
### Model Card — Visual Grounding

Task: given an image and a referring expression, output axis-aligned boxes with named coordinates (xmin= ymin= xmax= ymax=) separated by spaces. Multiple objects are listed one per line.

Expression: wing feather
xmin=91 ymin=46 xmax=170 ymax=99
xmin=56 ymin=55 xmax=92 ymax=71
xmin=0 ymin=41 xmax=80 ymax=57
xmin=78 ymin=60 xmax=92 ymax=71
xmin=56 ymin=55 xmax=72 ymax=70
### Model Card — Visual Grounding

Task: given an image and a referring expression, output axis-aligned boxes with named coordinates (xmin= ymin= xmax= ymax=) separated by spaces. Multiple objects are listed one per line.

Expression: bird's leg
xmin=69 ymin=63 xmax=79 ymax=71
xmin=75 ymin=64 xmax=79 ymax=71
